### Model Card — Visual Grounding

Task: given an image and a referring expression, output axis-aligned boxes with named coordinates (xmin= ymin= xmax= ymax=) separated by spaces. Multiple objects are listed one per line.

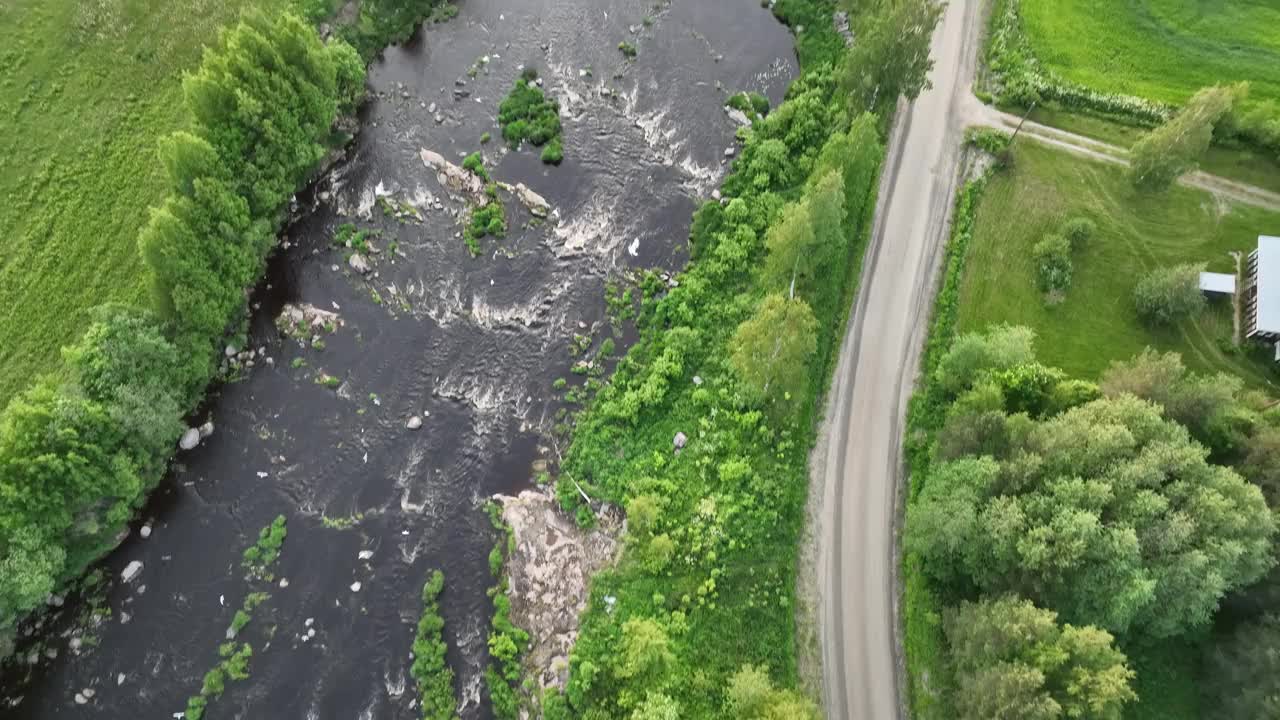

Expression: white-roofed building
xmin=1245 ymin=235 xmax=1280 ymax=340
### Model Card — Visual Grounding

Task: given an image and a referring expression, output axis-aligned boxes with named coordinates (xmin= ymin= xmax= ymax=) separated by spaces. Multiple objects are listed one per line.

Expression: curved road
xmin=813 ymin=1 xmax=987 ymax=718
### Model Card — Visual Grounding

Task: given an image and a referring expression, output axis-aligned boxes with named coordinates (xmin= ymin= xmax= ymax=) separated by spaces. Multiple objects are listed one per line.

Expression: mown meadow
xmin=1020 ymin=0 xmax=1280 ymax=107
xmin=955 ymin=140 xmax=1280 ymax=386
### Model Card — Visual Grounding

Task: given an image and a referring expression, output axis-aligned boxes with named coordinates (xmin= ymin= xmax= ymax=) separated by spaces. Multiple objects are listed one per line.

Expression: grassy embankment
xmin=955 ymin=140 xmax=1280 ymax=387
xmin=0 ymin=0 xmax=294 ymax=404
xmin=0 ymin=0 xmax=453 ymax=664
xmin=983 ymin=0 xmax=1280 ymax=193
xmin=0 ymin=0 xmax=451 ymax=406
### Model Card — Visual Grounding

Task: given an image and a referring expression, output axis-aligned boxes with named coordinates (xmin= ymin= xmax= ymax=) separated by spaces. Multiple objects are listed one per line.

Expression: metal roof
xmin=1256 ymin=236 xmax=1280 ymax=335
xmin=1199 ymin=272 xmax=1236 ymax=294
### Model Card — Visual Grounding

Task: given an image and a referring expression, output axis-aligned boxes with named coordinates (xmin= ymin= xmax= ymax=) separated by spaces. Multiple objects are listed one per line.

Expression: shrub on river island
xmin=464 ymin=200 xmax=507 ymax=256
xmin=727 ymin=91 xmax=771 ymax=122
xmin=242 ymin=515 xmax=287 ymax=579
xmin=412 ymin=569 xmax=458 ymax=720
xmin=618 ymin=41 xmax=638 ymax=59
xmin=498 ymin=75 xmax=563 ymax=164
xmin=462 ymin=152 xmax=490 ymax=182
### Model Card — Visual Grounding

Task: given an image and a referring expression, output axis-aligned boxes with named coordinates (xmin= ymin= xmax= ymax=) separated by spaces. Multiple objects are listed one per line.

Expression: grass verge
xmin=901 ymin=164 xmax=995 ymax=719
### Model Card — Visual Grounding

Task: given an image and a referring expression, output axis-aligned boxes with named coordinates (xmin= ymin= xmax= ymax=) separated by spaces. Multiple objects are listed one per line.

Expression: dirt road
xmin=973 ymin=105 xmax=1280 ymax=211
xmin=812 ymin=1 xmax=987 ymax=718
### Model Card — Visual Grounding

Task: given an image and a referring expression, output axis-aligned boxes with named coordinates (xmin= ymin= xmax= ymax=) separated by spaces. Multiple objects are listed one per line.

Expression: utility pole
xmin=1009 ymin=100 xmax=1038 ymax=144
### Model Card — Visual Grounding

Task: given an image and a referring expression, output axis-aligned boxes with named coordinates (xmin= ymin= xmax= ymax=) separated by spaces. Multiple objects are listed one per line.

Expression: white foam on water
xmin=383 ymin=669 xmax=406 ymax=698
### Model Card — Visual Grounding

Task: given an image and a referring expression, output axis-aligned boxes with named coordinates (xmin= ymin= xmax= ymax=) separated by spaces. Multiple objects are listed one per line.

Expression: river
xmin=0 ymin=1 xmax=795 ymax=717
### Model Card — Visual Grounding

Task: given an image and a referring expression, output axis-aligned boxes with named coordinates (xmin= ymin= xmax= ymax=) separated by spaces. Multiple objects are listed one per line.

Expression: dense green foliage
xmin=497 ymin=74 xmax=564 ymax=164
xmin=1202 ymin=614 xmax=1280 ymax=720
xmin=1129 ymin=85 xmax=1241 ymax=191
xmin=1132 ymin=264 xmax=1205 ymax=326
xmin=532 ymin=3 xmax=895 ymax=715
xmin=485 ymin=503 xmax=528 ymax=718
xmin=413 ymin=570 xmax=458 ymax=720
xmin=0 ymin=0 xmax=298 ymax=406
xmin=910 ymin=326 xmax=1275 ymax=638
xmin=839 ymin=0 xmax=942 ymax=112
xmin=242 ymin=515 xmax=288 ymax=580
xmin=947 ymin=596 xmax=1135 ymax=719
xmin=0 ymin=10 xmax=368 ymax=660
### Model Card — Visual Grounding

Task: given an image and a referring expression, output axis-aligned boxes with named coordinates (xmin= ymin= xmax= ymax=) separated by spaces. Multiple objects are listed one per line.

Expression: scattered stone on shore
xmin=358 ymin=550 xmax=374 ymax=560
xmin=493 ymin=488 xmax=622 ymax=691
xmin=406 ymin=416 xmax=423 ymax=430
xmin=140 ymin=524 xmax=152 ymax=540
xmin=198 ymin=421 xmax=214 ymax=439
xmin=178 ymin=428 xmax=201 ymax=451
xmin=724 ymin=146 xmax=736 ymax=157
xmin=350 ymin=581 xmax=362 ymax=593
xmin=725 ymin=106 xmax=752 ymax=127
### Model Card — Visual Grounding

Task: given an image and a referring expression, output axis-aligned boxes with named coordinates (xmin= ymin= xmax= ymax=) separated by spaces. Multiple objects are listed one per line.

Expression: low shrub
xmin=1134 ymin=263 xmax=1206 ymax=326
xmin=1060 ymin=216 xmax=1095 ymax=251
xmin=1031 ymin=233 xmax=1072 ymax=294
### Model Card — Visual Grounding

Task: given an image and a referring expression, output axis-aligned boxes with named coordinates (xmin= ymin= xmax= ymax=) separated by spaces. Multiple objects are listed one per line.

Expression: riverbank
xmin=0 ymin=1 xmax=798 ymax=716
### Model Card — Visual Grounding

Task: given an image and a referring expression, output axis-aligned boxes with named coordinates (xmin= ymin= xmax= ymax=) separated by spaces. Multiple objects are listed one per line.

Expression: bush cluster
xmin=0 ymin=12 xmax=364 ymax=658
xmin=412 ymin=570 xmax=458 ymax=720
xmin=1031 ymin=215 xmax=1093 ymax=300
xmin=497 ymin=75 xmax=563 ymax=164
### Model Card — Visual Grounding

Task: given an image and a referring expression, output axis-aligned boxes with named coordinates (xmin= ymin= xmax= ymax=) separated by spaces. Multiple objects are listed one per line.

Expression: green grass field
xmin=1020 ymin=0 xmax=1280 ymax=106
xmin=956 ymin=140 xmax=1280 ymax=388
xmin=0 ymin=0 xmax=294 ymax=405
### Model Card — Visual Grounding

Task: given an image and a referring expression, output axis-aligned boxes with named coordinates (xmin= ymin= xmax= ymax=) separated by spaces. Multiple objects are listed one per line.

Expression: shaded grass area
xmin=955 ymin=140 xmax=1280 ymax=388
xmin=1020 ymin=0 xmax=1280 ymax=107
xmin=1123 ymin=638 xmax=1203 ymax=720
xmin=0 ymin=0 xmax=296 ymax=405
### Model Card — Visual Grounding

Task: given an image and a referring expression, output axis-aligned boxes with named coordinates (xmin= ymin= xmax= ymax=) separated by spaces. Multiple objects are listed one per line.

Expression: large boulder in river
xmin=419 ymin=148 xmax=484 ymax=197
xmin=179 ymin=428 xmax=201 ymax=451
xmin=514 ymin=183 xmax=551 ymax=218
xmin=348 ymin=253 xmax=371 ymax=274
xmin=121 ymin=561 xmax=144 ymax=583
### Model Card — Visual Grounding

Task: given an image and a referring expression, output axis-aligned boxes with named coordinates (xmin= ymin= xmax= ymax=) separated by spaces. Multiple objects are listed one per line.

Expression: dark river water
xmin=0 ymin=1 xmax=795 ymax=717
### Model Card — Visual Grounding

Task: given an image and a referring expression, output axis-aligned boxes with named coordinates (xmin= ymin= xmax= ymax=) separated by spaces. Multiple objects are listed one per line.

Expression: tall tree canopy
xmin=730 ymin=293 xmax=819 ymax=406
xmin=840 ymin=0 xmax=944 ymax=111
xmin=1129 ymin=84 xmax=1245 ymax=191
xmin=947 ymin=596 xmax=1135 ymax=720
xmin=909 ymin=394 xmax=1275 ymax=636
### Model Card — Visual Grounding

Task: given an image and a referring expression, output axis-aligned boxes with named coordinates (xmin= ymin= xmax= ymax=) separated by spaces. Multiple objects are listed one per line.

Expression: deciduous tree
xmin=1129 ymin=84 xmax=1245 ymax=191
xmin=947 ymin=596 xmax=1136 ymax=720
xmin=908 ymin=395 xmax=1275 ymax=636
xmin=840 ymin=0 xmax=944 ymax=111
xmin=730 ymin=294 xmax=819 ymax=405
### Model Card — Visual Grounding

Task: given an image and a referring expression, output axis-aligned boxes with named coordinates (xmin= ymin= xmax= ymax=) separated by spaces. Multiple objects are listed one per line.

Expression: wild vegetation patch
xmin=497 ymin=70 xmax=564 ymax=165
